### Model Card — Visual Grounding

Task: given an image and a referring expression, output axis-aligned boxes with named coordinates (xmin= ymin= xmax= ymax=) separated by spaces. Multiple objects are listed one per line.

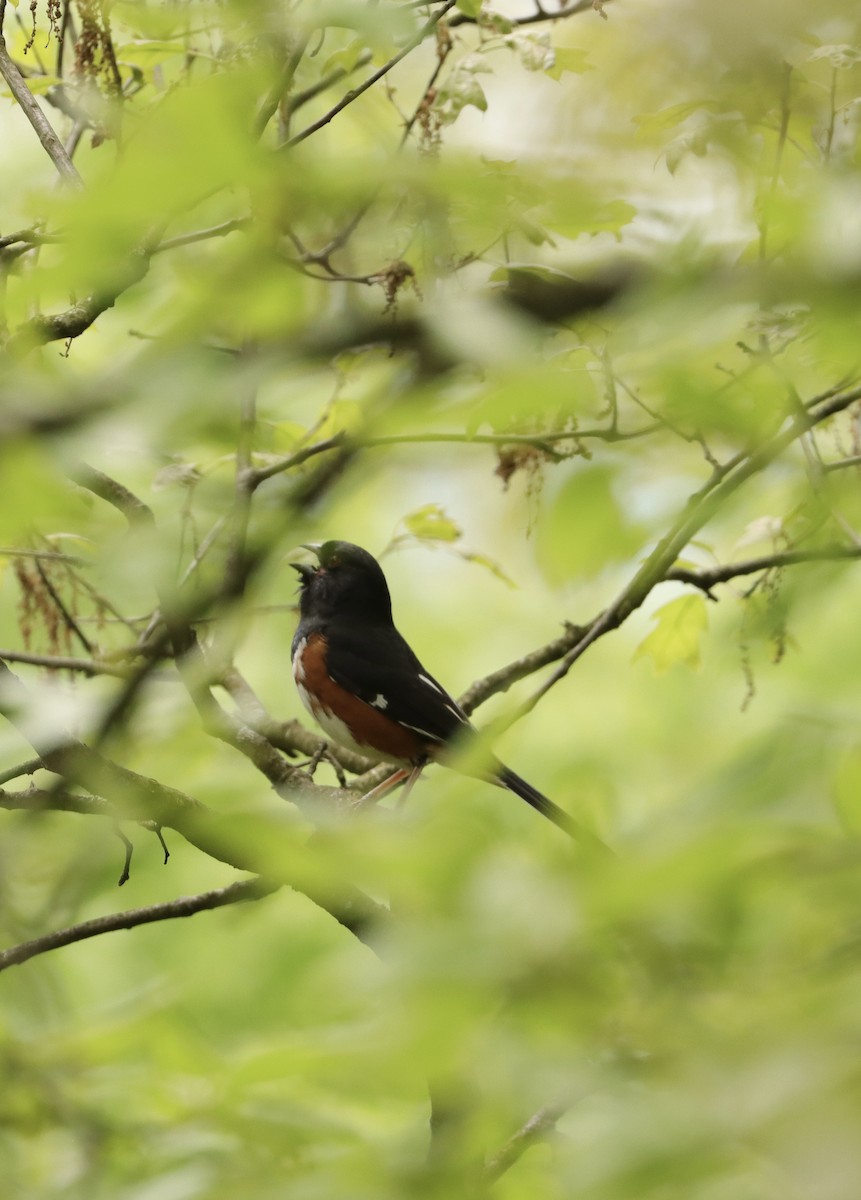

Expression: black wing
xmin=324 ymin=622 xmax=470 ymax=747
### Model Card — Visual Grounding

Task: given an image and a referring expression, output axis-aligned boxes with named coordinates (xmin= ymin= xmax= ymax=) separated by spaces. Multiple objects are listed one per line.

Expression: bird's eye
xmin=328 ymin=555 xmax=341 ymax=568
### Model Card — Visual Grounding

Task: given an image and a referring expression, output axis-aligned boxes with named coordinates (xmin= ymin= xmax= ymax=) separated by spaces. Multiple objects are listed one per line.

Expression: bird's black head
xmin=292 ymin=540 xmax=393 ymax=625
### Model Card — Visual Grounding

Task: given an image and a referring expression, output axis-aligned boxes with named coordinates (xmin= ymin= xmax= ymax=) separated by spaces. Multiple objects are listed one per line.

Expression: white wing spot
xmin=418 ymin=673 xmax=443 ymax=694
xmin=371 ymin=693 xmax=388 ymax=710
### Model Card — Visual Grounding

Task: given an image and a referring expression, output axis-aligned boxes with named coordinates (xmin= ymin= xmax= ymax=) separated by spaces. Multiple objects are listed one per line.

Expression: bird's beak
xmin=290 ymin=543 xmax=322 ymax=579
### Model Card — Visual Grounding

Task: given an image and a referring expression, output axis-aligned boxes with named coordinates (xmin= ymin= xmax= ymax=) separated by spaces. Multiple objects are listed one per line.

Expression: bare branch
xmin=6 ymin=249 xmax=152 ymax=354
xmin=518 ymin=387 xmax=861 ymax=715
xmin=457 ymin=624 xmax=586 ymax=715
xmin=248 ymin=424 xmax=659 ymax=491
xmin=367 ymin=387 xmax=861 ymax=736
xmin=249 ymin=433 xmax=348 ymax=487
xmin=666 ymin=545 xmax=861 ymax=593
xmin=0 ymin=649 xmax=141 ymax=678
xmin=0 ymin=725 xmax=384 ymax=941
xmin=34 ymin=558 xmax=95 ymax=655
xmin=0 ymin=756 xmax=44 ymax=786
xmin=288 ymin=49 xmax=373 ymax=115
xmin=0 ymin=877 xmax=280 ymax=973
xmin=0 ymin=546 xmax=89 ymax=565
xmin=0 ymin=34 xmax=83 ymax=187
xmin=254 ymin=33 xmax=309 ymax=139
xmin=285 ymin=1 xmax=458 ymax=149
xmin=824 ymin=454 xmax=861 ymax=473
xmin=153 ymin=218 xmax=249 ymax=255
xmin=484 ymin=1100 xmax=571 ymax=1184
xmin=450 ymin=0 xmax=612 ymax=27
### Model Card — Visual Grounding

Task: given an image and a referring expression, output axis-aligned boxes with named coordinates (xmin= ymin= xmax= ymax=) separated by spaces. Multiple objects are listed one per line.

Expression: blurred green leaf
xmin=402 ymin=503 xmax=461 ymax=543
xmin=634 ymin=594 xmax=709 ymax=673
xmin=537 ymin=466 xmax=644 ymax=581
xmin=438 ymin=63 xmax=489 ymax=123
xmin=545 ymin=46 xmax=594 ymax=79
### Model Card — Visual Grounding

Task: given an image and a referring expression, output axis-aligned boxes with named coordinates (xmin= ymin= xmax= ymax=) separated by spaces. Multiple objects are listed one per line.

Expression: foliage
xmin=2 ymin=0 xmax=861 ymax=1197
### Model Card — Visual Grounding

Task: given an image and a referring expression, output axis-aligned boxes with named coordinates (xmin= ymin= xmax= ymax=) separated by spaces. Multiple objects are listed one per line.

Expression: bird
xmin=291 ymin=540 xmax=606 ymax=850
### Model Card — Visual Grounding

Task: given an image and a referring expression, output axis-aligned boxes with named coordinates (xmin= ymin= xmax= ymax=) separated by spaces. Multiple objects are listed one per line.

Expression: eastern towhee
xmin=292 ymin=540 xmax=603 ymax=849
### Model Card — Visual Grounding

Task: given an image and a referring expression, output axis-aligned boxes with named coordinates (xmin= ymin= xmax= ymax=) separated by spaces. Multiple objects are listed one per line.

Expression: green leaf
xmin=437 ymin=63 xmax=489 ymax=123
xmin=545 ymin=46 xmax=593 ymax=80
xmin=456 ymin=0 xmax=483 ymax=15
xmin=541 ymin=195 xmax=636 ymax=241
xmin=634 ymin=594 xmax=709 ymax=674
xmin=403 ymin=504 xmax=462 ymax=544
xmin=633 ymin=100 xmax=717 ymax=140
xmin=537 ymin=467 xmax=644 ymax=582
xmin=115 ymin=40 xmax=190 ymax=66
xmin=322 ymin=38 xmax=369 ymax=76
xmin=460 ymin=551 xmax=515 ymax=587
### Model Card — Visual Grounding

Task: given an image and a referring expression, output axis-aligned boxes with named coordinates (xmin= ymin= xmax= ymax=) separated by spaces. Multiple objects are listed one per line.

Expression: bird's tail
xmin=497 ymin=765 xmax=612 ymax=856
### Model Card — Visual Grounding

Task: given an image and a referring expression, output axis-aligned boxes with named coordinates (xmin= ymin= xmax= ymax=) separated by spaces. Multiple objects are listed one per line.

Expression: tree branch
xmin=450 ymin=0 xmax=611 ymax=26
xmin=518 ymin=386 xmax=861 ymax=715
xmin=254 ymin=32 xmax=309 ymax=139
xmin=0 ymin=649 xmax=142 ymax=678
xmin=0 ymin=664 xmax=386 ymax=940
xmin=153 ymin=217 xmax=249 ymax=254
xmin=284 ymin=1 xmax=458 ymax=149
xmin=287 ymin=49 xmax=373 ymax=115
xmin=0 ymin=34 xmax=83 ymax=187
xmin=0 ymin=876 xmax=280 ymax=973
xmin=5 ymin=249 xmax=153 ymax=354
xmin=483 ymin=1100 xmax=571 ymax=1184
xmin=666 ymin=545 xmax=861 ymax=593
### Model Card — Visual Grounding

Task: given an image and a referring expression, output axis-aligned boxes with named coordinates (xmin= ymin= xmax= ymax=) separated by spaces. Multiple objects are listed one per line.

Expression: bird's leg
xmin=395 ymin=764 xmax=424 ymax=809
xmin=353 ymin=766 xmax=410 ymax=809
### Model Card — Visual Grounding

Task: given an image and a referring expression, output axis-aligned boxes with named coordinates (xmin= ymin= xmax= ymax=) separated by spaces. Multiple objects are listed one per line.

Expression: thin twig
xmin=288 ymin=49 xmax=373 ymax=115
xmin=153 ymin=218 xmax=249 ymax=254
xmin=519 ymin=386 xmax=861 ymax=716
xmin=0 ymin=877 xmax=280 ymax=973
xmin=0 ymin=757 xmax=44 ymax=786
xmin=451 ymin=0 xmax=610 ymax=26
xmin=254 ymin=32 xmax=309 ymax=138
xmin=484 ymin=1101 xmax=572 ymax=1183
xmin=249 ymin=433 xmax=347 ymax=487
xmin=247 ymin=424 xmax=660 ymax=489
xmin=666 ymin=545 xmax=861 ymax=592
xmin=285 ymin=1 xmax=457 ymax=148
xmin=35 ymin=559 xmax=95 ymax=655
xmin=0 ymin=649 xmax=141 ymax=677
xmin=0 ymin=547 xmax=89 ymax=564
xmin=824 ymin=453 xmax=861 ymax=473
xmin=0 ymin=689 xmax=385 ymax=942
